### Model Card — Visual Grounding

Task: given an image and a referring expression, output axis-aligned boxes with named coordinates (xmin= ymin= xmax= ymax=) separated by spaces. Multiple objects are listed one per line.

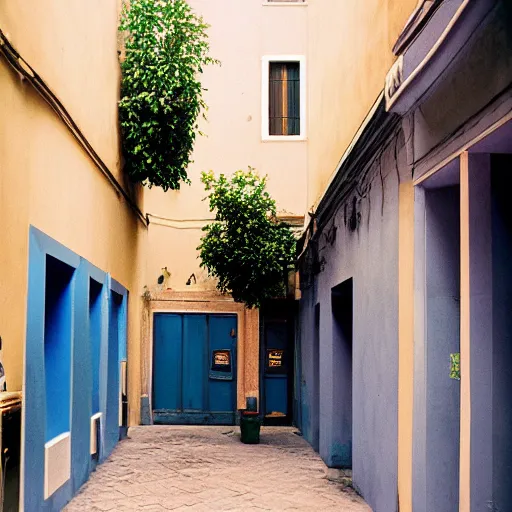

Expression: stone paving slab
xmin=65 ymin=426 xmax=371 ymax=511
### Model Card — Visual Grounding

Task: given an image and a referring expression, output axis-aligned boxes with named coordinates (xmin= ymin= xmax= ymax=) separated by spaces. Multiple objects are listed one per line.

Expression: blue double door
xmin=153 ymin=313 xmax=237 ymax=425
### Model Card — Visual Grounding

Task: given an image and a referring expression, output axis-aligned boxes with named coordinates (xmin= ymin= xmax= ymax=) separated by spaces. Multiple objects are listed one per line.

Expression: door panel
xmin=153 ymin=314 xmax=182 ymax=411
xmin=209 ymin=315 xmax=236 ymax=413
xmin=182 ymin=315 xmax=207 ymax=411
xmin=264 ymin=378 xmax=288 ymax=416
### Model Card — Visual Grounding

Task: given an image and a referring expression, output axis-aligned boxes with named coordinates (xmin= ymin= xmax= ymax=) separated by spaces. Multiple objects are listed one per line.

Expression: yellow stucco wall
xmin=144 ymin=0 xmax=309 ymax=291
xmin=307 ymin=0 xmax=418 ymax=207
xmin=143 ymin=0 xmax=418 ymax=290
xmin=0 ymin=1 xmax=146 ymax=425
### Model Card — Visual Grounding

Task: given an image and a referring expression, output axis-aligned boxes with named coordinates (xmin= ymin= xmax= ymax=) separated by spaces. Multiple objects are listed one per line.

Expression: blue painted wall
xmin=90 ymin=279 xmax=103 ymax=416
xmin=24 ymin=227 xmax=127 ymax=512
xmin=44 ymin=256 xmax=74 ymax=442
xmin=104 ymin=289 xmax=121 ymax=457
xmin=70 ymin=261 xmax=92 ymax=494
xmin=412 ymin=186 xmax=461 ymax=512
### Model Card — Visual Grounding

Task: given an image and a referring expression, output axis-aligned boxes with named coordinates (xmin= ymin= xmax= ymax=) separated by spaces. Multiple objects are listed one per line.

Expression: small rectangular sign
xmin=209 ymin=349 xmax=233 ymax=380
xmin=214 ymin=351 xmax=230 ymax=366
xmin=268 ymin=350 xmax=283 ymax=368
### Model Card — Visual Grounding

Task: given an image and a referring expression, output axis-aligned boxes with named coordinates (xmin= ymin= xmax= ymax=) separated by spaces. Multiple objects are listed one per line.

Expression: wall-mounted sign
xmin=268 ymin=350 xmax=284 ymax=368
xmin=211 ymin=349 xmax=232 ymax=376
xmin=214 ymin=351 xmax=230 ymax=366
xmin=265 ymin=349 xmax=287 ymax=375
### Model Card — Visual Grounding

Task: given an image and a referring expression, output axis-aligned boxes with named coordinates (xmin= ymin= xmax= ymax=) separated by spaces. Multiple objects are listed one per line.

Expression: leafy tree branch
xmin=198 ymin=169 xmax=296 ymax=308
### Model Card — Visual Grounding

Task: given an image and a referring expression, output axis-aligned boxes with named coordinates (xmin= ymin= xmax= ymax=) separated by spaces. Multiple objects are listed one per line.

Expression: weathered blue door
xmin=262 ymin=319 xmax=292 ymax=424
xmin=152 ymin=313 xmax=237 ymax=425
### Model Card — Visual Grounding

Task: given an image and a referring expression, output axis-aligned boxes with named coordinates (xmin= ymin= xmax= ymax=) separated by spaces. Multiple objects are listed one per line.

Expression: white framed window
xmin=261 ymin=55 xmax=306 ymax=141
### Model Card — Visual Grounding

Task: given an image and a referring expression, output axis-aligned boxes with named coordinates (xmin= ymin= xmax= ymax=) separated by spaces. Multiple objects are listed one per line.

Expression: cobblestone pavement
xmin=65 ymin=426 xmax=371 ymax=511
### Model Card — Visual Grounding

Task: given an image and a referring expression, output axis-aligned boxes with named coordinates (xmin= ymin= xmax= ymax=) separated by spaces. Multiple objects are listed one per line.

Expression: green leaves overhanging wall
xmin=198 ymin=169 xmax=297 ymax=309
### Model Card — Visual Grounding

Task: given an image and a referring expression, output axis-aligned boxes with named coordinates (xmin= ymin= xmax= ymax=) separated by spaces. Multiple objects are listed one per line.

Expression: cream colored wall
xmin=143 ymin=291 xmax=259 ymax=412
xmin=307 ymin=0 xmax=418 ymax=207
xmin=145 ymin=0 xmax=418 ymax=290
xmin=144 ymin=0 xmax=308 ymax=291
xmin=0 ymin=1 xmax=145 ymax=424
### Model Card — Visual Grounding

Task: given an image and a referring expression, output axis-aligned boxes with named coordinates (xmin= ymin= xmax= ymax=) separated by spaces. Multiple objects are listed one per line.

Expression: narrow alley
xmin=64 ymin=427 xmax=369 ymax=511
xmin=3 ymin=0 xmax=512 ymax=510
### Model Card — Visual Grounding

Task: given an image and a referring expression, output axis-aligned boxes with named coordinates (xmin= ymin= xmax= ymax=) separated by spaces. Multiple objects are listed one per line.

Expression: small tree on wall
xmin=197 ymin=169 xmax=297 ymax=309
xmin=119 ymin=0 xmax=218 ymax=190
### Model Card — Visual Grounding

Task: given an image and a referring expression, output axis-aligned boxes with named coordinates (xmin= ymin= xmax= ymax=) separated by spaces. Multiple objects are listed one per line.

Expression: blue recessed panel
xmin=70 ymin=262 xmax=93 ymax=493
xmin=89 ymin=279 xmax=103 ymax=415
xmin=44 ymin=255 xmax=74 ymax=441
xmin=104 ymin=290 xmax=122 ymax=458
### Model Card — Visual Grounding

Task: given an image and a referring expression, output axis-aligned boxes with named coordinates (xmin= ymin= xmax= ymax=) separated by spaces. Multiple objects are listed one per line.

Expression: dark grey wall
xmin=298 ymin=137 xmax=406 ymax=511
xmin=311 ymin=303 xmax=320 ymax=451
xmin=331 ymin=280 xmax=353 ymax=468
xmin=297 ymin=290 xmax=316 ymax=445
xmin=491 ymin=157 xmax=512 ymax=510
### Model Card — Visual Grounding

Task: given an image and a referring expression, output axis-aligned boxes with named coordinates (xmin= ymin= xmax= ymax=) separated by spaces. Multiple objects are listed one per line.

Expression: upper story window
xmin=262 ymin=56 xmax=306 ymax=141
xmin=269 ymin=62 xmax=300 ymax=136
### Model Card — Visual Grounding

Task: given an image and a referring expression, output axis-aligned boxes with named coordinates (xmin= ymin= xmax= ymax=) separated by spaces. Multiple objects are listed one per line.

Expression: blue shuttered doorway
xmin=153 ymin=314 xmax=237 ymax=425
xmin=260 ymin=301 xmax=296 ymax=426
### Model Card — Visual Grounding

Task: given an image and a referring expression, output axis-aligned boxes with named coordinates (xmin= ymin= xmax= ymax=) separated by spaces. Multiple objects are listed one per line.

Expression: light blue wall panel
xmin=24 ymin=230 xmax=49 ymax=512
xmin=70 ymin=262 xmax=93 ymax=493
xmin=25 ymin=228 xmax=79 ymax=511
xmin=104 ymin=288 xmax=122 ymax=458
xmin=89 ymin=278 xmax=103 ymax=415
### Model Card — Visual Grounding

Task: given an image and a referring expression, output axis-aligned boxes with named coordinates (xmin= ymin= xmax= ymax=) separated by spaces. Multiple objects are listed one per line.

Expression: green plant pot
xmin=240 ymin=413 xmax=261 ymax=444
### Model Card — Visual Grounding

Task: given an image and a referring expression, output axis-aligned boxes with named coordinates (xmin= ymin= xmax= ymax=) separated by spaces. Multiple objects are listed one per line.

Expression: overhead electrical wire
xmin=0 ymin=28 xmax=148 ymax=227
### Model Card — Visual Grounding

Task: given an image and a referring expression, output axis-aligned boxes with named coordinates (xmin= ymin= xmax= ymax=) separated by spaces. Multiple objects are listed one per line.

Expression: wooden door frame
xmin=141 ymin=291 xmax=259 ymax=424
